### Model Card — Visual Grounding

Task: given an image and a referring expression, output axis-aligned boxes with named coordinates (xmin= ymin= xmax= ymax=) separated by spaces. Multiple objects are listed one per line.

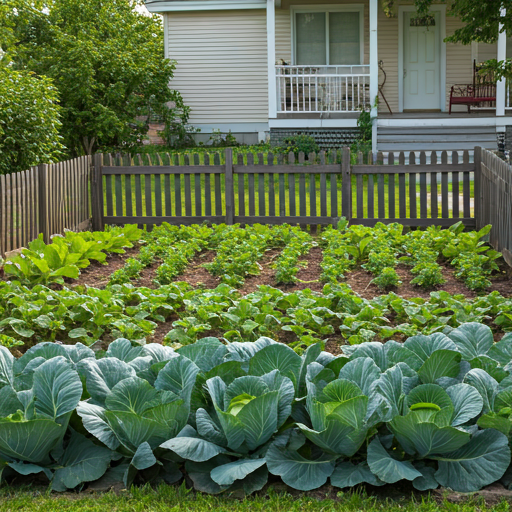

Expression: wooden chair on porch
xmin=449 ymin=60 xmax=496 ymax=114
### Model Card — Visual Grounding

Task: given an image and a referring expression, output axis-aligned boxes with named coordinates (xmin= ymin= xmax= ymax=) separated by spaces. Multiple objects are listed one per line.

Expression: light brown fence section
xmin=0 ymin=156 xmax=91 ymax=256
xmin=479 ymin=147 xmax=512 ymax=266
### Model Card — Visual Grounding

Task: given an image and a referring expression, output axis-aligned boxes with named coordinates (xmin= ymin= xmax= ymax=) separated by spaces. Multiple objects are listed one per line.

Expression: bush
xmin=276 ymin=134 xmax=319 ymax=158
xmin=0 ymin=68 xmax=64 ymax=174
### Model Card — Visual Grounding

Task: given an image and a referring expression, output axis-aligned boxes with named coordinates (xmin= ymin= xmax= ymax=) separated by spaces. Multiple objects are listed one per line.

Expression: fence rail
xmin=92 ymin=148 xmax=477 ymax=231
xmin=0 ymin=156 xmax=90 ymax=256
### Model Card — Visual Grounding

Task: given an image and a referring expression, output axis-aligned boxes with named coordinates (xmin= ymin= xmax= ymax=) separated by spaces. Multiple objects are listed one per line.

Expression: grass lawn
xmin=0 ymin=486 xmax=509 ymax=512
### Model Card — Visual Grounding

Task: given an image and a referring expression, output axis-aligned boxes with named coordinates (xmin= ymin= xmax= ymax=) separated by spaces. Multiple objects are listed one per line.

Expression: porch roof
xmin=144 ymin=0 xmax=279 ymax=13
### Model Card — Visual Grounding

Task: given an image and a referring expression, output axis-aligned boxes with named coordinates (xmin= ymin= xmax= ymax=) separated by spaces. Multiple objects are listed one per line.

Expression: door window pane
xmin=329 ymin=12 xmax=360 ymax=65
xmin=296 ymin=12 xmax=326 ymax=65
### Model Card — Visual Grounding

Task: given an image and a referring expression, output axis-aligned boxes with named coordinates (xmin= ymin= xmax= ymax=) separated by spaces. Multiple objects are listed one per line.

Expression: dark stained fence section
xmin=0 ymin=156 xmax=91 ymax=256
xmin=479 ymin=147 xmax=512 ymax=266
xmin=96 ymin=148 xmax=479 ymax=230
xmin=350 ymin=149 xmax=476 ymax=228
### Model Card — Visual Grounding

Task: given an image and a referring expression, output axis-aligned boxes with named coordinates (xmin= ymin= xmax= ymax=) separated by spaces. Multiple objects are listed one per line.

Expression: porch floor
xmin=378 ymin=110 xmax=512 ymax=119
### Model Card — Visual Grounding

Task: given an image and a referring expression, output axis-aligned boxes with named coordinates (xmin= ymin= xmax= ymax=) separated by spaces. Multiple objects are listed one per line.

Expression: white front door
xmin=403 ymin=11 xmax=441 ymax=110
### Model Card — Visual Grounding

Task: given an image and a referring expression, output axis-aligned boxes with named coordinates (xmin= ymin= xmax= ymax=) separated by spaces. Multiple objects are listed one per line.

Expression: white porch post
xmin=496 ymin=7 xmax=507 ymax=117
xmin=369 ymin=0 xmax=378 ymax=153
xmin=267 ymin=0 xmax=277 ymax=120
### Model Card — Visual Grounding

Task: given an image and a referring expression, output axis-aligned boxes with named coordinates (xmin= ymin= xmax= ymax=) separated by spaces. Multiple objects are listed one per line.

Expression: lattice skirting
xmin=270 ymin=128 xmax=360 ymax=149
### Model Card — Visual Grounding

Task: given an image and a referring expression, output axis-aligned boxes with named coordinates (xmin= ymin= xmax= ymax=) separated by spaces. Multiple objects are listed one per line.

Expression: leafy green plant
xmin=0 ymin=67 xmax=64 ymax=174
xmin=275 ymin=134 xmax=320 ymax=159
xmin=2 ymin=323 xmax=512 ymax=493
xmin=410 ymin=262 xmax=446 ymax=288
xmin=371 ymin=267 xmax=401 ymax=290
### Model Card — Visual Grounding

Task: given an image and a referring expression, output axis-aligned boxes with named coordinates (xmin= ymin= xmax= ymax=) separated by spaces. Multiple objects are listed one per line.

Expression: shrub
xmin=0 ymin=68 xmax=64 ymax=174
xmin=276 ymin=134 xmax=319 ymax=158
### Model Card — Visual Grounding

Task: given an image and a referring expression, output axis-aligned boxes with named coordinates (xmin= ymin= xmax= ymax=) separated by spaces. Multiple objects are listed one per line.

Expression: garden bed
xmin=2 ymin=223 xmax=512 ymax=499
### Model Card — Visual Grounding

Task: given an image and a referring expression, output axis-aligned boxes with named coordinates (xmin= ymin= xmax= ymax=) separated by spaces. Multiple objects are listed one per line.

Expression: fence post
xmin=225 ymin=148 xmax=234 ymax=225
xmin=91 ymin=153 xmax=104 ymax=231
xmin=474 ymin=146 xmax=482 ymax=230
xmin=37 ymin=164 xmax=50 ymax=243
xmin=341 ymin=146 xmax=352 ymax=221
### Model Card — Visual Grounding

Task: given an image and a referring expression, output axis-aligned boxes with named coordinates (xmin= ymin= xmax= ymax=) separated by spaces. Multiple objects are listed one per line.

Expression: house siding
xmin=165 ymin=10 xmax=268 ymax=125
xmin=445 ymin=15 xmax=473 ymax=111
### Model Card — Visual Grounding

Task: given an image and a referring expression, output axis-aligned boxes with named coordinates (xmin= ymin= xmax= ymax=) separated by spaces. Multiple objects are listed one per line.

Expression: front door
xmin=403 ymin=11 xmax=441 ymax=110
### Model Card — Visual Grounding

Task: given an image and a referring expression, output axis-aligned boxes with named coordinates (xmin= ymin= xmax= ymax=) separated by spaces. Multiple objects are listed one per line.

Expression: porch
xmin=266 ymin=1 xmax=511 ymax=151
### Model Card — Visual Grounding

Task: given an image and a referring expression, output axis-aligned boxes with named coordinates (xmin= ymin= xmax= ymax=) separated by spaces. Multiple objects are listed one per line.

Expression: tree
xmin=0 ymin=67 xmax=64 ymax=174
xmin=2 ymin=0 xmax=187 ymax=156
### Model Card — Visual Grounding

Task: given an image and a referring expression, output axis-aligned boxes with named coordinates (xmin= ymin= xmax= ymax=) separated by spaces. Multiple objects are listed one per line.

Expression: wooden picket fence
xmin=0 ymin=156 xmax=90 ymax=256
xmin=2 ymin=147 xmax=512 ymax=267
xmin=478 ymin=147 xmax=512 ymax=266
xmin=91 ymin=148 xmax=477 ymax=231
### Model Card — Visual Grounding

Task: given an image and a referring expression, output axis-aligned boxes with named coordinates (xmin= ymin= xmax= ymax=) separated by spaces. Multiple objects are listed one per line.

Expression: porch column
xmin=267 ymin=0 xmax=277 ymax=120
xmin=496 ymin=7 xmax=507 ymax=117
xmin=369 ymin=0 xmax=378 ymax=153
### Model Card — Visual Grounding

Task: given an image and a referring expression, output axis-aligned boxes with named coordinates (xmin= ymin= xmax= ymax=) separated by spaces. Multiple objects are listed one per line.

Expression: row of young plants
xmin=2 ymin=275 xmax=512 ymax=354
xmin=319 ymin=221 xmax=501 ymax=291
xmin=1 ymin=323 xmax=512 ymax=494
xmin=2 ymin=226 xmax=142 ymax=285
xmin=1 ymin=222 xmax=501 ymax=292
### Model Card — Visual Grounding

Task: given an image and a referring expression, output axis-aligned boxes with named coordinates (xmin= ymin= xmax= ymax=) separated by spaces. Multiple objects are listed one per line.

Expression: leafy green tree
xmin=0 ymin=67 xmax=64 ymax=174
xmin=2 ymin=0 xmax=186 ymax=156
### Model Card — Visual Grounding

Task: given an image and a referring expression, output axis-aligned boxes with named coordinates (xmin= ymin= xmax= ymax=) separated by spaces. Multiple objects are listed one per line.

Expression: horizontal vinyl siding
xmin=445 ymin=16 xmax=473 ymax=111
xmin=378 ymin=8 xmax=399 ymax=113
xmin=478 ymin=42 xmax=498 ymax=63
xmin=166 ymin=10 xmax=268 ymax=125
xmin=275 ymin=9 xmax=291 ymax=63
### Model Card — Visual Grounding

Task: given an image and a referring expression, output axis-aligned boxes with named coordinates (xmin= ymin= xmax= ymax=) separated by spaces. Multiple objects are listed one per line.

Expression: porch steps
xmin=376 ymin=126 xmax=497 ymax=152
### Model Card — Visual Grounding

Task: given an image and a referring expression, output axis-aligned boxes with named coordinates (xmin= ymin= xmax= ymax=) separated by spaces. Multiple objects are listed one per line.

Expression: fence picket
xmin=214 ymin=153 xmax=222 ymax=216
xmin=409 ymin=152 xmax=417 ymax=219
xmin=452 ymin=151 xmax=460 ymax=219
xmin=441 ymin=151 xmax=449 ymax=218
xmin=258 ymin=152 xmax=265 ymax=217
xmin=419 ymin=152 xmax=428 ymax=219
xmin=247 ymin=153 xmax=255 ymax=216
xmin=268 ymin=152 xmax=276 ymax=217
xmin=193 ymin=153 xmax=201 ymax=217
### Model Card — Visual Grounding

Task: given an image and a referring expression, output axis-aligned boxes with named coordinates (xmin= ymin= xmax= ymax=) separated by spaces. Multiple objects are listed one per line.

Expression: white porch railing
xmin=276 ymin=65 xmax=370 ymax=113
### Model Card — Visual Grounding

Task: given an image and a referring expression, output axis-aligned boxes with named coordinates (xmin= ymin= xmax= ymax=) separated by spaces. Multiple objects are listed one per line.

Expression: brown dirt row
xmin=70 ymin=243 xmax=512 ymax=300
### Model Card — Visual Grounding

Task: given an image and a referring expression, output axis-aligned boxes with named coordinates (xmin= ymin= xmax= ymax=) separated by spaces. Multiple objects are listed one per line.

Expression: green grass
xmin=104 ymin=171 xmax=475 ymax=221
xmin=0 ymin=485 xmax=510 ymax=512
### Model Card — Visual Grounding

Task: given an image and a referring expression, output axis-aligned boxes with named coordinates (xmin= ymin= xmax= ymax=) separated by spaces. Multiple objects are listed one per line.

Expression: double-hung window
xmin=293 ymin=6 xmax=364 ymax=65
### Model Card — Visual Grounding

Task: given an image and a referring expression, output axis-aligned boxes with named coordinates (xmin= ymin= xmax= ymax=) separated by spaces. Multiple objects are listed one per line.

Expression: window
xmin=293 ymin=7 xmax=363 ymax=65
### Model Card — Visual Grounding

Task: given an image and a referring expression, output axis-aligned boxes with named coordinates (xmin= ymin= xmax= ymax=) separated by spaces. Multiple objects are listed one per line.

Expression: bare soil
xmin=71 ymin=246 xmax=141 ymax=289
xmin=69 ymin=242 xmax=512 ymax=300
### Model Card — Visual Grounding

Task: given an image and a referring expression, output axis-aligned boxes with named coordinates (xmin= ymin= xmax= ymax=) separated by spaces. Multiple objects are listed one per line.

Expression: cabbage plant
xmin=0 ymin=344 xmax=112 ymax=491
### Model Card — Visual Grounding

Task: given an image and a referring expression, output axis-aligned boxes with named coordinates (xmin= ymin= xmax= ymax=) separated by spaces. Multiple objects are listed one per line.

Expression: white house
xmin=144 ymin=0 xmax=511 ymax=152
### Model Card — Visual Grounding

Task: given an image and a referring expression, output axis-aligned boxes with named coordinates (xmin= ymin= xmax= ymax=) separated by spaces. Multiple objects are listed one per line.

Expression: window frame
xmin=290 ymin=4 xmax=365 ymax=66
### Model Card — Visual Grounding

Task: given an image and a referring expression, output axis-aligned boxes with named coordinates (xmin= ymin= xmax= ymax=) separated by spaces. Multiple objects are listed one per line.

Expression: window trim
xmin=290 ymin=4 xmax=365 ymax=66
